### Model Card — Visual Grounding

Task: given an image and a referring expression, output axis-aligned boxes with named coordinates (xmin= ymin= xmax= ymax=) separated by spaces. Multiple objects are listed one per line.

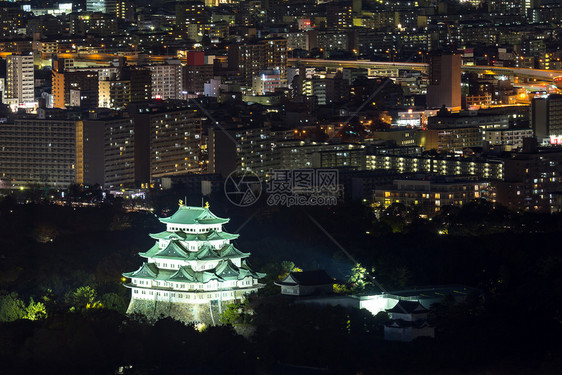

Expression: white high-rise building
xmin=148 ymin=61 xmax=182 ymax=100
xmin=86 ymin=0 xmax=106 ymax=13
xmin=5 ymin=54 xmax=34 ymax=106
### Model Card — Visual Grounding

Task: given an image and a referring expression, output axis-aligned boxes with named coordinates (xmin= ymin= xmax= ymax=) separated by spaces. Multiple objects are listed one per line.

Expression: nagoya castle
xmin=123 ymin=201 xmax=265 ymax=325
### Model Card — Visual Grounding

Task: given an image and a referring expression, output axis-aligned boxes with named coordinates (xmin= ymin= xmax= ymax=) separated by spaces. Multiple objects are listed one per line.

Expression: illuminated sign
xmin=550 ymin=135 xmax=562 ymax=145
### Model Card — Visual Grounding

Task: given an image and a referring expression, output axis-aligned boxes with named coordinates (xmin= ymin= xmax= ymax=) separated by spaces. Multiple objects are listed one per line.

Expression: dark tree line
xmin=0 ymin=194 xmax=561 ymax=373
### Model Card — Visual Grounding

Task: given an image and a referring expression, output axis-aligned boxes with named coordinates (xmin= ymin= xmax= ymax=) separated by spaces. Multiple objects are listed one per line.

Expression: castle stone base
xmin=127 ymin=298 xmax=234 ymax=326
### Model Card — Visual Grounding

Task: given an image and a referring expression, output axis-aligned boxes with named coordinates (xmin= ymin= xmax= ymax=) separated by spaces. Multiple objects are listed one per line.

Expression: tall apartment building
xmin=208 ymin=127 xmax=237 ymax=177
xmin=229 ymin=38 xmax=287 ymax=87
xmin=0 ymin=3 xmax=25 ymax=37
xmin=266 ymin=39 xmax=288 ymax=85
xmin=277 ymin=141 xmax=366 ymax=170
xmin=127 ymin=68 xmax=152 ymax=102
xmin=0 ymin=101 xmax=204 ymax=188
xmin=532 ymin=94 xmax=562 ymax=143
xmin=97 ymin=67 xmax=151 ymax=109
xmin=5 ymin=54 xmax=34 ymax=106
xmin=114 ymin=0 xmax=135 ymax=21
xmin=208 ymin=126 xmax=276 ymax=177
xmin=129 ymin=101 xmax=202 ymax=182
xmin=80 ymin=115 xmax=136 ymax=188
xmin=296 ymin=73 xmax=349 ymax=105
xmin=426 ymin=52 xmax=461 ymax=109
xmin=229 ymin=42 xmax=267 ymax=86
xmin=326 ymin=2 xmax=354 ymax=29
xmin=493 ymin=139 xmax=562 ymax=212
xmin=147 ymin=61 xmax=183 ymax=100
xmin=0 ymin=114 xmax=79 ymax=187
xmin=0 ymin=110 xmax=136 ymax=188
xmin=86 ymin=0 xmax=106 ymax=12
xmin=99 ymin=78 xmax=130 ymax=110
xmin=175 ymin=1 xmax=207 ymax=31
xmin=208 ymin=126 xmax=296 ymax=177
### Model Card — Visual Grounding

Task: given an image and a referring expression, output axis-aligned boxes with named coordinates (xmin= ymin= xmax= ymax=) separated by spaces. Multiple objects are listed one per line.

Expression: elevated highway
xmin=33 ymin=52 xmax=562 ymax=83
xmin=288 ymin=58 xmax=562 ymax=83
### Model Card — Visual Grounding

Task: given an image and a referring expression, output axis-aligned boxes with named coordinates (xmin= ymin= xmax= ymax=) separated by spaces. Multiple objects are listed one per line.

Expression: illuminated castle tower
xmin=123 ymin=202 xmax=265 ymax=324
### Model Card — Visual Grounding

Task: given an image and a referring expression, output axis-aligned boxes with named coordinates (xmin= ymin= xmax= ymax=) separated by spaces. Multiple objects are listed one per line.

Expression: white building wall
xmin=359 ymin=295 xmax=399 ymax=315
xmin=130 ymin=286 xmax=259 ymax=304
xmin=149 ymin=63 xmax=182 ymax=100
xmin=6 ymin=55 xmax=34 ymax=105
xmin=166 ymin=223 xmax=223 ymax=233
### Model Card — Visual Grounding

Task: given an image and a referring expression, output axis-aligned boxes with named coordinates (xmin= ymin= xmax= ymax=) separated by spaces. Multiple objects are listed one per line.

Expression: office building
xmin=326 ymin=2 xmax=353 ymax=29
xmin=483 ymin=128 xmax=534 ymax=150
xmin=277 ymin=140 xmax=366 ymax=170
xmin=425 ymin=127 xmax=483 ymax=152
xmin=374 ymin=175 xmax=491 ymax=214
xmin=129 ymin=101 xmax=202 ymax=182
xmin=252 ymin=69 xmax=282 ymax=95
xmin=532 ymin=94 xmax=562 ymax=143
xmin=183 ymin=64 xmax=213 ymax=94
xmin=52 ymin=61 xmax=99 ymax=109
xmin=495 ymin=140 xmax=562 ymax=212
xmin=366 ymin=153 xmax=504 ymax=180
xmin=175 ymin=1 xmax=207 ymax=31
xmin=98 ymin=77 xmax=130 ymax=110
xmin=229 ymin=39 xmax=287 ymax=87
xmin=426 ymin=52 xmax=461 ymax=109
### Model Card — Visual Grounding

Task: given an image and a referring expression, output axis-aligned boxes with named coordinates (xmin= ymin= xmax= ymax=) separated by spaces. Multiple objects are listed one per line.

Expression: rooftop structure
xmin=276 ymin=270 xmax=334 ymax=296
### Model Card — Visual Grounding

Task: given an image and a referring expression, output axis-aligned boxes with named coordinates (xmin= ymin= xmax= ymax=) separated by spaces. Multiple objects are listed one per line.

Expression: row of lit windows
xmin=133 ymin=289 xmax=236 ymax=300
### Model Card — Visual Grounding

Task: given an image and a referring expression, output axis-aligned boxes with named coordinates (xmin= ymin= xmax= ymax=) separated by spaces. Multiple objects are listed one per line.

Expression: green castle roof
xmin=168 ymin=266 xmax=196 ymax=282
xmin=123 ymin=260 xmax=266 ymax=284
xmin=240 ymin=259 xmax=267 ymax=279
xmin=123 ymin=263 xmax=158 ymax=279
xmin=195 ymin=244 xmax=221 ymax=260
xmin=159 ymin=206 xmax=229 ymax=225
xmin=219 ymin=244 xmax=250 ymax=259
xmin=152 ymin=241 xmax=190 ymax=260
xmin=215 ymin=260 xmax=241 ymax=280
xmin=139 ymin=242 xmax=161 ymax=258
xmin=140 ymin=240 xmax=250 ymax=261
